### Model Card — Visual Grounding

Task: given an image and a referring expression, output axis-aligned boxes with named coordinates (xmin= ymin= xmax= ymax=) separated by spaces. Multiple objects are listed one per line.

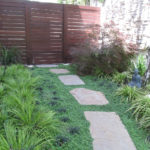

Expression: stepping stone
xmin=63 ymin=63 xmax=70 ymax=66
xmin=84 ymin=112 xmax=136 ymax=150
xmin=36 ymin=64 xmax=58 ymax=68
xmin=70 ymin=88 xmax=109 ymax=105
xmin=50 ymin=69 xmax=69 ymax=74
xmin=58 ymin=75 xmax=85 ymax=85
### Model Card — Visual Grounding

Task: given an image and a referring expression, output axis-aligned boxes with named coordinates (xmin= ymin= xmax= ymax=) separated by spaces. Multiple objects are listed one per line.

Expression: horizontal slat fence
xmin=0 ymin=0 xmax=100 ymax=64
xmin=0 ymin=1 xmax=27 ymax=62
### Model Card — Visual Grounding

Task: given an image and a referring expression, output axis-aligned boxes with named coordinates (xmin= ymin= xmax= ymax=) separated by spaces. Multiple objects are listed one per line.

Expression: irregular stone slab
xmin=36 ymin=64 xmax=58 ymax=68
xmin=84 ymin=112 xmax=136 ymax=150
xmin=70 ymin=88 xmax=109 ymax=105
xmin=58 ymin=75 xmax=85 ymax=85
xmin=50 ymin=69 xmax=69 ymax=74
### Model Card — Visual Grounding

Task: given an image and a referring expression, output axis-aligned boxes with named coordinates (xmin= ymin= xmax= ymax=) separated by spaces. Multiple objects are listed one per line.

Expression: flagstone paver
xmin=84 ymin=111 xmax=136 ymax=150
xmin=50 ymin=69 xmax=69 ymax=74
xmin=70 ymin=88 xmax=109 ymax=105
xmin=58 ymin=75 xmax=85 ymax=85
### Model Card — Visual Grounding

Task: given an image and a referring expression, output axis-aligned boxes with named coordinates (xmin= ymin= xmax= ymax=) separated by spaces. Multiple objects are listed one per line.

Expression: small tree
xmin=70 ymin=23 xmax=137 ymax=75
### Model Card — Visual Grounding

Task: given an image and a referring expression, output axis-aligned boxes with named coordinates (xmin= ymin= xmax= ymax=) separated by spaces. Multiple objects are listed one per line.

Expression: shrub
xmin=70 ymin=22 xmax=137 ymax=75
xmin=116 ymin=85 xmax=143 ymax=102
xmin=92 ymin=65 xmax=105 ymax=78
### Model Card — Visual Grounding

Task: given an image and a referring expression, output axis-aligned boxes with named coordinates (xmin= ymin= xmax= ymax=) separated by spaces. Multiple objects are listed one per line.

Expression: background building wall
xmin=101 ymin=0 xmax=150 ymax=49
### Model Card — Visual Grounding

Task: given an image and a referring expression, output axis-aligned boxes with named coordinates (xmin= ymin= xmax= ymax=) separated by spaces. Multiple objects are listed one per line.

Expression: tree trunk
xmin=143 ymin=47 xmax=150 ymax=86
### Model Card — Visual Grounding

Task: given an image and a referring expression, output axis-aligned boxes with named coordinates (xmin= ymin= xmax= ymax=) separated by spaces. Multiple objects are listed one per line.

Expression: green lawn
xmin=31 ymin=64 xmax=150 ymax=150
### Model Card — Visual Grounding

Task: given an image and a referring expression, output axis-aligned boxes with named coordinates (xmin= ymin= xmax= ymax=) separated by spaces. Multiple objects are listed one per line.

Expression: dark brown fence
xmin=0 ymin=0 xmax=100 ymax=64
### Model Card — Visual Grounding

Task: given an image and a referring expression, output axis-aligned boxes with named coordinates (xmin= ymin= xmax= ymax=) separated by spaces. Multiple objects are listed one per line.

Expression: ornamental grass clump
xmin=0 ymin=122 xmax=45 ymax=150
xmin=112 ymin=71 xmax=131 ymax=85
xmin=128 ymin=96 xmax=150 ymax=130
xmin=0 ymin=65 xmax=60 ymax=149
xmin=116 ymin=85 xmax=143 ymax=102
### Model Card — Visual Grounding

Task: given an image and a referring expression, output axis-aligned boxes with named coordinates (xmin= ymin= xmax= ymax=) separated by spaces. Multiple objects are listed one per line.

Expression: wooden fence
xmin=0 ymin=0 xmax=100 ymax=64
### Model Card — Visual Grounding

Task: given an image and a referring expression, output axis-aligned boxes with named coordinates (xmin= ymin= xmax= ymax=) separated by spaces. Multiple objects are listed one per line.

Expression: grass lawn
xmin=31 ymin=64 xmax=150 ymax=150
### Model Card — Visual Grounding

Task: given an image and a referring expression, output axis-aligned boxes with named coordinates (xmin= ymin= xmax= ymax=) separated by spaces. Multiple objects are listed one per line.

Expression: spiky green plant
xmin=0 ymin=122 xmax=45 ymax=150
xmin=0 ymin=65 xmax=60 ymax=148
xmin=116 ymin=85 xmax=143 ymax=102
xmin=112 ymin=71 xmax=131 ymax=85
xmin=128 ymin=96 xmax=150 ymax=129
xmin=128 ymin=96 xmax=150 ymax=120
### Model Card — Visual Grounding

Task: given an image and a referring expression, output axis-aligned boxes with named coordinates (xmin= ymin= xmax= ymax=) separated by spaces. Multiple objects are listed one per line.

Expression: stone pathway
xmin=58 ymin=75 xmax=85 ymax=85
xmin=50 ymin=66 xmax=136 ymax=150
xmin=70 ymin=88 xmax=109 ymax=105
xmin=50 ymin=69 xmax=70 ymax=74
xmin=84 ymin=112 xmax=136 ymax=150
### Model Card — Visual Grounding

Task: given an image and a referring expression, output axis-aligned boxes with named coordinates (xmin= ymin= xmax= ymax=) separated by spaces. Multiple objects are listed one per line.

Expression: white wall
xmin=29 ymin=0 xmax=58 ymax=3
xmin=101 ymin=0 xmax=150 ymax=49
